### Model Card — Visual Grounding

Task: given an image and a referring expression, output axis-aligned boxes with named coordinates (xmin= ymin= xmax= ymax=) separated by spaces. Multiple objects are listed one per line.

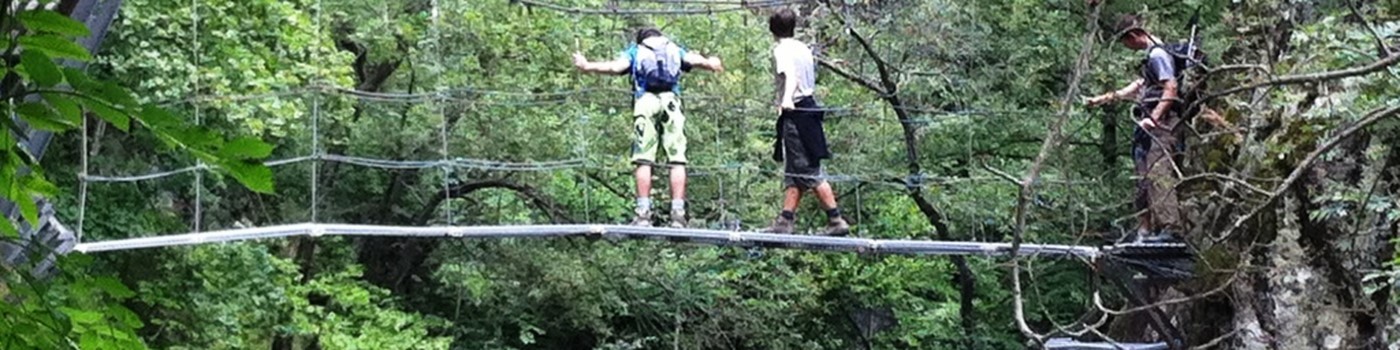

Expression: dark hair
xmin=768 ymin=9 xmax=796 ymax=38
xmin=636 ymin=28 xmax=663 ymax=44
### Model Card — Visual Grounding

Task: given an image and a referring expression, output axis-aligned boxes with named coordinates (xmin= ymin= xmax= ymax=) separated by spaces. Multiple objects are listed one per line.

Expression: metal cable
xmin=71 ymin=223 xmax=1104 ymax=258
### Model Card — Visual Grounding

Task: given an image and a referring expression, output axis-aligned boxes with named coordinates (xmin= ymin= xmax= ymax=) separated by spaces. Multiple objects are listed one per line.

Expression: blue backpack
xmin=634 ymin=37 xmax=683 ymax=92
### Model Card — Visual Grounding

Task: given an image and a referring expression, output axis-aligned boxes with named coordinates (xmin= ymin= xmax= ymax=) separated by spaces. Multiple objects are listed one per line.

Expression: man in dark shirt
xmin=1085 ymin=15 xmax=1188 ymax=243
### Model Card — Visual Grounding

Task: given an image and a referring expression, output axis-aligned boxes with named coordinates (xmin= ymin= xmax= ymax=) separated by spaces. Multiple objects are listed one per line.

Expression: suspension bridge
xmin=0 ymin=1 xmax=1194 ymax=348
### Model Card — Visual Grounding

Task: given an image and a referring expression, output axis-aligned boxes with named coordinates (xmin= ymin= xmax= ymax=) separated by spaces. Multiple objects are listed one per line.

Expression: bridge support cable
xmin=71 ymin=223 xmax=1105 ymax=257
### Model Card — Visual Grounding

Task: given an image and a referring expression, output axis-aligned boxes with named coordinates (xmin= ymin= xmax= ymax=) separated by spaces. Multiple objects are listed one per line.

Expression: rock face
xmin=0 ymin=0 xmax=123 ymax=276
xmin=0 ymin=204 xmax=76 ymax=278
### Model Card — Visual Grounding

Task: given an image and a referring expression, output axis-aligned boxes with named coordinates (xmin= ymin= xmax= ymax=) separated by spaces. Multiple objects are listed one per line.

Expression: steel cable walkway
xmin=72 ymin=223 xmax=1105 ymax=257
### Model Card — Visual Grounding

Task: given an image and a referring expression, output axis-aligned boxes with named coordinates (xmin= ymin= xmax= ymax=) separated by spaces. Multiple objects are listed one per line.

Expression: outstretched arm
xmin=682 ymin=52 xmax=724 ymax=73
xmin=573 ymin=53 xmax=629 ymax=74
xmin=1085 ymin=79 xmax=1144 ymax=106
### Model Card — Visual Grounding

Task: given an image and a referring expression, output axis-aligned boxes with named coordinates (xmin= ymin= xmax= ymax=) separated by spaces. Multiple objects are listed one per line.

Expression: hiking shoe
xmin=1137 ymin=229 xmax=1181 ymax=244
xmin=669 ymin=209 xmax=687 ymax=229
xmin=1118 ymin=228 xmax=1150 ymax=244
xmin=630 ymin=210 xmax=652 ymax=227
xmin=761 ymin=215 xmax=795 ymax=234
xmin=823 ymin=217 xmax=851 ymax=236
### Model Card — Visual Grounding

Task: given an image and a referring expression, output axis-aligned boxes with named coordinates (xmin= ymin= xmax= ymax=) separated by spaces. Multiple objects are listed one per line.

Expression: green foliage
xmin=18 ymin=0 xmax=1400 ymax=348
xmin=0 ymin=6 xmax=275 ymax=348
xmin=0 ymin=254 xmax=145 ymax=349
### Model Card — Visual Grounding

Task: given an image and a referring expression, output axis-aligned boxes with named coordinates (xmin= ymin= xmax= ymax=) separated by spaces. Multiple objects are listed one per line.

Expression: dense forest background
xmin=2 ymin=0 xmax=1398 ymax=348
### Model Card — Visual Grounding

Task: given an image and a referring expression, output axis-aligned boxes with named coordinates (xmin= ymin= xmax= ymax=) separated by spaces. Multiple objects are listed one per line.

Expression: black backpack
xmin=1142 ymin=42 xmax=1207 ymax=84
xmin=1141 ymin=41 xmax=1209 ymax=112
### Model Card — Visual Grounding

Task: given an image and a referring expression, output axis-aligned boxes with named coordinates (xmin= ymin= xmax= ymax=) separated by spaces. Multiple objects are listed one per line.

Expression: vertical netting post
xmin=77 ymin=99 xmax=89 ymax=241
xmin=310 ymin=93 xmax=321 ymax=222
xmin=441 ymin=98 xmax=452 ymax=226
xmin=191 ymin=0 xmax=204 ymax=232
xmin=430 ymin=0 xmax=452 ymax=227
xmin=578 ymin=111 xmax=591 ymax=224
xmin=708 ymin=9 xmax=726 ymax=230
xmin=309 ymin=0 xmax=323 ymax=223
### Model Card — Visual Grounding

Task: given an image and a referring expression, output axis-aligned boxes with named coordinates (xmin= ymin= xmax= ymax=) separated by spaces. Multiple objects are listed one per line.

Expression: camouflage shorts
xmin=631 ymin=92 xmax=687 ymax=165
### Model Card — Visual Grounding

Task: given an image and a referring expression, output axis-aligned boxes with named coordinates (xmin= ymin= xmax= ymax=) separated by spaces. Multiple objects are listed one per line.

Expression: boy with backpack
xmin=759 ymin=9 xmax=850 ymax=236
xmin=1085 ymin=14 xmax=1235 ymax=243
xmin=572 ymin=28 xmax=724 ymax=228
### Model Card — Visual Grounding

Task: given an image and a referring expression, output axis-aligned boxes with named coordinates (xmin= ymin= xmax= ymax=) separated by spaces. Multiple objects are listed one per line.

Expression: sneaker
xmin=630 ymin=210 xmax=652 ymax=227
xmin=760 ymin=215 xmax=795 ymax=234
xmin=669 ymin=209 xmax=687 ymax=229
xmin=823 ymin=217 xmax=851 ymax=236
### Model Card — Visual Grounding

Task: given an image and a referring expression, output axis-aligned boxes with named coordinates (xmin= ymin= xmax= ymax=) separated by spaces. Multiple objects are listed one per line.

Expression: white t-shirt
xmin=772 ymin=38 xmax=816 ymax=104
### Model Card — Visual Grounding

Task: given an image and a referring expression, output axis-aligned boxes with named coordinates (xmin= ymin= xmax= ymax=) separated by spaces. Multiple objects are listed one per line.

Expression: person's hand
xmin=1137 ymin=118 xmax=1157 ymax=130
xmin=572 ymin=52 xmax=588 ymax=70
xmin=780 ymin=100 xmax=796 ymax=111
xmin=709 ymin=56 xmax=724 ymax=73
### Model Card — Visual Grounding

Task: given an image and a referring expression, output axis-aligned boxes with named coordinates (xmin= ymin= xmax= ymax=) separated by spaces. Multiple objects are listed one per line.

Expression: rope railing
xmin=78 ymin=152 xmax=1033 ymax=189
xmin=151 ymin=84 xmax=1034 ymax=119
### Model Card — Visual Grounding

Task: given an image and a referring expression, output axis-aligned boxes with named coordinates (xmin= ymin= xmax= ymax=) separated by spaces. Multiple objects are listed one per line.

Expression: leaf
xmin=224 ymin=160 xmax=275 ymax=194
xmin=0 ymin=219 xmax=17 ymax=238
xmin=62 ymin=67 xmax=93 ymax=87
xmin=24 ymin=175 xmax=59 ymax=197
xmin=18 ymin=10 xmax=91 ymax=37
xmin=60 ymin=307 xmax=104 ymax=324
xmin=16 ymin=102 xmax=73 ymax=132
xmin=42 ymin=93 xmax=82 ymax=124
xmin=20 ymin=50 xmax=63 ymax=87
xmin=137 ymin=105 xmax=181 ymax=129
xmin=20 ymin=34 xmax=91 ymax=61
xmin=84 ymin=100 xmax=130 ymax=132
xmin=87 ymin=81 xmax=139 ymax=107
xmin=78 ymin=334 xmax=104 ymax=350
xmin=93 ymin=277 xmax=137 ymax=299
xmin=12 ymin=180 xmax=39 ymax=227
xmin=219 ymin=137 xmax=275 ymax=160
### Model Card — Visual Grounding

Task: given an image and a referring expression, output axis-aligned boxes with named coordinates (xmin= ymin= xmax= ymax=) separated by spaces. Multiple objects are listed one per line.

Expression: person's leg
xmin=1129 ymin=115 xmax=1153 ymax=243
xmin=630 ymin=93 xmax=663 ymax=225
xmin=659 ymin=93 xmax=689 ymax=227
xmin=783 ymin=186 xmax=801 ymax=211
xmin=1145 ymin=114 xmax=1183 ymax=240
xmin=812 ymin=179 xmax=849 ymax=236
xmin=763 ymin=116 xmax=806 ymax=233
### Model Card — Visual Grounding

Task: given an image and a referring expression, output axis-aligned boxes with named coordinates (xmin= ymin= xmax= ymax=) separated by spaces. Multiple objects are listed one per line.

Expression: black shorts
xmin=780 ymin=115 xmax=824 ymax=190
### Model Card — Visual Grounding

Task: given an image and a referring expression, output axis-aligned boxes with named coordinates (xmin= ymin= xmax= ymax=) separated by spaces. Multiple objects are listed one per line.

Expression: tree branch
xmin=1346 ymin=0 xmax=1392 ymax=58
xmin=1206 ymin=53 xmax=1400 ymax=100
xmin=1217 ymin=103 xmax=1400 ymax=242
xmin=816 ymin=58 xmax=886 ymax=95
xmin=414 ymin=179 xmax=572 ymax=224
xmin=1009 ymin=1 xmax=1103 ymax=344
xmin=820 ymin=2 xmax=973 ymax=346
